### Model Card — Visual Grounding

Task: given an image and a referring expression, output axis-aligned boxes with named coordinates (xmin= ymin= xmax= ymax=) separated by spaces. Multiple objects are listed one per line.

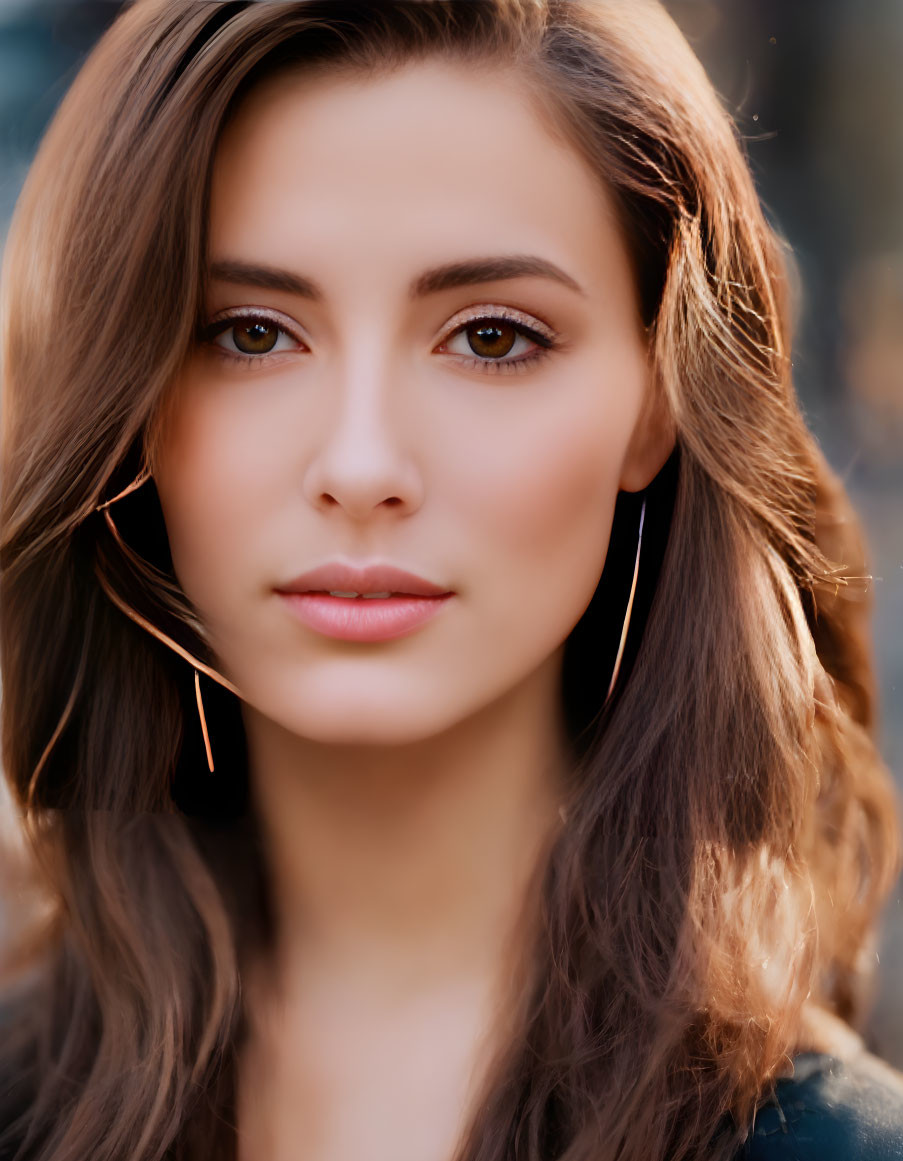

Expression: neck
xmin=242 ymin=650 xmax=570 ymax=998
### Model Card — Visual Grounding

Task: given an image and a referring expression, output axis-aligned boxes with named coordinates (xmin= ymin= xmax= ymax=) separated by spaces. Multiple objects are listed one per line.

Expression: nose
xmin=301 ymin=344 xmax=425 ymax=523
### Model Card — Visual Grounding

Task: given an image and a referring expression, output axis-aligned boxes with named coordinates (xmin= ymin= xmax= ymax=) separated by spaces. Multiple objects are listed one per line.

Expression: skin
xmin=152 ymin=57 xmax=674 ymax=1161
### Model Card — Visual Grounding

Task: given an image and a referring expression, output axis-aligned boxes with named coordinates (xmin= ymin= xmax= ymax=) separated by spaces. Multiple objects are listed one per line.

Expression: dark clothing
xmin=737 ymin=1050 xmax=903 ymax=1160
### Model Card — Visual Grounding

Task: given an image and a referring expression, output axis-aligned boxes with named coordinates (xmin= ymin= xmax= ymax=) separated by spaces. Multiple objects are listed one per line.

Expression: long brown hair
xmin=1 ymin=2 xmax=900 ymax=1159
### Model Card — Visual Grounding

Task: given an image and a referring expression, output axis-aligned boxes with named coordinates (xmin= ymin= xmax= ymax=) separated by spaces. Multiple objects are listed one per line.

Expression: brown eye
xmin=465 ymin=321 xmax=518 ymax=359
xmin=203 ymin=312 xmax=301 ymax=362
xmin=441 ymin=313 xmax=555 ymax=372
xmin=232 ymin=320 xmax=279 ymax=354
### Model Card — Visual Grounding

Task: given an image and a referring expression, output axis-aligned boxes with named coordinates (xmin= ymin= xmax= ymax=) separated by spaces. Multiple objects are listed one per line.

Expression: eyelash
xmin=198 ymin=306 xmax=561 ymax=376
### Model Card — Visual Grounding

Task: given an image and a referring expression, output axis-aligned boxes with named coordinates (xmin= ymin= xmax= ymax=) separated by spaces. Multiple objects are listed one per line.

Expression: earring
xmin=605 ymin=498 xmax=646 ymax=703
xmin=94 ymin=461 xmax=154 ymax=511
xmin=94 ymin=463 xmax=241 ymax=773
xmin=194 ymin=669 xmax=215 ymax=773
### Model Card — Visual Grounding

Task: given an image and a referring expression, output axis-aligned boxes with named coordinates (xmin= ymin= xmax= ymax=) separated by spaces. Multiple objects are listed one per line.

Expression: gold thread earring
xmin=194 ymin=669 xmax=215 ymax=774
xmin=559 ymin=497 xmax=648 ymax=828
xmin=94 ymin=462 xmax=154 ymax=511
xmin=605 ymin=498 xmax=646 ymax=703
xmin=93 ymin=462 xmax=242 ymax=774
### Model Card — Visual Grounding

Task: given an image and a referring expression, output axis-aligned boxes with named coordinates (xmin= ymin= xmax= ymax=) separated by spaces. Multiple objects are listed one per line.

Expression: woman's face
xmin=152 ymin=58 xmax=673 ymax=746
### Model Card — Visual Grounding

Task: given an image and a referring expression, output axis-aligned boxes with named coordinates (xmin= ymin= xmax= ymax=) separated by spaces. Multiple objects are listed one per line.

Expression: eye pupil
xmin=468 ymin=321 xmax=516 ymax=359
xmin=234 ymin=321 xmax=278 ymax=354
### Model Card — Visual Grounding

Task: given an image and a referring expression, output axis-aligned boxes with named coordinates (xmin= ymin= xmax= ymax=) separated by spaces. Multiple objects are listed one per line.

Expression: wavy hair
xmin=1 ymin=2 xmax=900 ymax=1159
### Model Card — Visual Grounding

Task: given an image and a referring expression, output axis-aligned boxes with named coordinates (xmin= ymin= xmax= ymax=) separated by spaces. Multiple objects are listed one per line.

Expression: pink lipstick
xmin=274 ymin=561 xmax=455 ymax=642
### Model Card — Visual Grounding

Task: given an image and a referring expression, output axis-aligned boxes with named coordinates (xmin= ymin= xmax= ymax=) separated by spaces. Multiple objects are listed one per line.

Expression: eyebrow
xmin=207 ymin=255 xmax=587 ymax=301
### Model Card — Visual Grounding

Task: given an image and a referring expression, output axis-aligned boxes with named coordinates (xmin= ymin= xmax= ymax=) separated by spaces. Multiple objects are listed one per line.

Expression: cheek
xmin=152 ymin=376 xmax=275 ymax=606
xmin=453 ymin=364 xmax=645 ymax=613
xmin=495 ymin=420 xmax=617 ymax=546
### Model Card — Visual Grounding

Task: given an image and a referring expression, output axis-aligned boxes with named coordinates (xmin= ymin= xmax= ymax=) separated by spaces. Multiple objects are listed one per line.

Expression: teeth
xmin=327 ymin=591 xmax=394 ymax=599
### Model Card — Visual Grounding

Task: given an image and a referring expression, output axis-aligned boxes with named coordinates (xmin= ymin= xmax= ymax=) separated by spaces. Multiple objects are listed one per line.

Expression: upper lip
xmin=275 ymin=561 xmax=453 ymax=597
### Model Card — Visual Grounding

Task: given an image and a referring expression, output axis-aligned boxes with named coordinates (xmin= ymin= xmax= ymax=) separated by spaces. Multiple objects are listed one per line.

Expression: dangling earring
xmin=94 ymin=462 xmax=241 ymax=773
xmin=94 ymin=461 xmax=154 ymax=511
xmin=605 ymin=498 xmax=646 ymax=703
xmin=194 ymin=669 xmax=215 ymax=774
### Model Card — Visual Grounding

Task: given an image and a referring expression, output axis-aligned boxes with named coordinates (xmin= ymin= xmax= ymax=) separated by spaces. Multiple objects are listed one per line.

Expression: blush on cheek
xmin=153 ymin=432 xmax=236 ymax=605
xmin=482 ymin=397 xmax=631 ymax=561
xmin=155 ymin=379 xmax=272 ymax=554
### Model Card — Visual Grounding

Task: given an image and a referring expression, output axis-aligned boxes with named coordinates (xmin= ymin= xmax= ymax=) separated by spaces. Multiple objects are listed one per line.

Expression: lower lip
xmin=276 ymin=592 xmax=455 ymax=642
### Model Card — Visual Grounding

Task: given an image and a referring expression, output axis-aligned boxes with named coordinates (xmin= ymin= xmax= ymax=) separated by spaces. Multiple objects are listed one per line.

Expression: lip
xmin=275 ymin=561 xmax=453 ymax=598
xmin=277 ymin=591 xmax=455 ymax=642
xmin=274 ymin=560 xmax=456 ymax=643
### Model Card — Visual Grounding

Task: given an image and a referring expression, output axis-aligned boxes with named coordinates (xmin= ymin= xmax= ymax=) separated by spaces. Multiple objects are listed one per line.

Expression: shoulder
xmin=739 ymin=1048 xmax=903 ymax=1160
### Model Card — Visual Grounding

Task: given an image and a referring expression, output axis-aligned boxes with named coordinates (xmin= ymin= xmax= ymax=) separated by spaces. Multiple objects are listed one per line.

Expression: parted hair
xmin=0 ymin=2 xmax=900 ymax=1160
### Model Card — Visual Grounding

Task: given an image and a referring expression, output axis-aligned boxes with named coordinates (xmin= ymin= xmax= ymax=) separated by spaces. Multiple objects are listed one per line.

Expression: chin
xmin=258 ymin=691 xmax=467 ymax=749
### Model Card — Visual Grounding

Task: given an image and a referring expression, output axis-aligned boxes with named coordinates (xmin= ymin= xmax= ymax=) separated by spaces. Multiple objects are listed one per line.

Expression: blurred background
xmin=0 ymin=0 xmax=901 ymax=1060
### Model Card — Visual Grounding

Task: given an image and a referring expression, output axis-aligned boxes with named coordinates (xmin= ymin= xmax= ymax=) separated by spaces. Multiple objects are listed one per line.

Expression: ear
xmin=618 ymin=362 xmax=676 ymax=493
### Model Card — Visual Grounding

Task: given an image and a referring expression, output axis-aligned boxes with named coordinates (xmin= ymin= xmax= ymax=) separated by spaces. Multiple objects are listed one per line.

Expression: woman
xmin=1 ymin=1 xmax=902 ymax=1158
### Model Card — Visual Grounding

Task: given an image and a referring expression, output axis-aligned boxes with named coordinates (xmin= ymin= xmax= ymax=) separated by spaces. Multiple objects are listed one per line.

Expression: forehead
xmin=209 ymin=57 xmax=634 ymax=305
